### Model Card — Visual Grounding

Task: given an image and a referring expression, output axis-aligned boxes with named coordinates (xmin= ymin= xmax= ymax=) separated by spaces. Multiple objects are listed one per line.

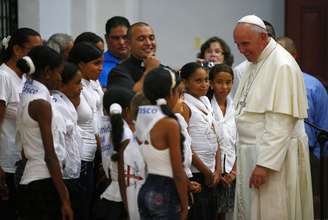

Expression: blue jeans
xmin=138 ymin=174 xmax=180 ymax=220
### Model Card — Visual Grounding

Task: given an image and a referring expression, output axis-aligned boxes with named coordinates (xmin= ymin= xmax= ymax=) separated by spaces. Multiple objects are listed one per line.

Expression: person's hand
xmin=221 ymin=172 xmax=236 ymax=188
xmin=144 ymin=56 xmax=160 ymax=73
xmin=61 ymin=200 xmax=74 ymax=220
xmin=189 ymin=181 xmax=201 ymax=193
xmin=210 ymin=170 xmax=221 ymax=187
xmin=249 ymin=165 xmax=269 ymax=189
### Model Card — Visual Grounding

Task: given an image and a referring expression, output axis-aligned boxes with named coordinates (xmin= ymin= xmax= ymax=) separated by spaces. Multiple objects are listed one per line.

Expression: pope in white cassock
xmin=233 ymin=15 xmax=313 ymax=220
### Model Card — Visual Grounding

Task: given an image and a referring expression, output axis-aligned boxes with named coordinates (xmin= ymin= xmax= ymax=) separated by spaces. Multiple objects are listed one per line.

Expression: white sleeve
xmin=256 ymin=112 xmax=297 ymax=171
xmin=0 ymin=73 xmax=11 ymax=104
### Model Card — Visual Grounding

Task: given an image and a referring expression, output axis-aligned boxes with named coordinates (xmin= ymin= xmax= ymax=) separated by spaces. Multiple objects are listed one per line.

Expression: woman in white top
xmin=209 ymin=64 xmax=237 ymax=220
xmin=136 ymin=67 xmax=188 ymax=220
xmin=180 ymin=62 xmax=221 ymax=220
xmin=0 ymin=28 xmax=42 ymax=219
xmin=51 ymin=62 xmax=86 ymax=220
xmin=16 ymin=46 xmax=73 ymax=220
xmin=68 ymin=42 xmax=103 ymax=219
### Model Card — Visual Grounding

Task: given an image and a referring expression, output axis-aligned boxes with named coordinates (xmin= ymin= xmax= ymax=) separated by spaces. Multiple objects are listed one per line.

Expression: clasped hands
xmin=204 ymin=168 xmax=236 ymax=187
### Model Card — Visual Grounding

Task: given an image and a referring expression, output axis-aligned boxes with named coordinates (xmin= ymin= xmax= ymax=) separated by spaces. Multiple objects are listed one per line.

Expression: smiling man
xmin=107 ymin=22 xmax=160 ymax=92
xmin=233 ymin=15 xmax=313 ymax=220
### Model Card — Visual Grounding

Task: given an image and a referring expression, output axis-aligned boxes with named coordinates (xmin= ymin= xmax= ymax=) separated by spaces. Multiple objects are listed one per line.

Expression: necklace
xmin=236 ymin=44 xmax=277 ymax=115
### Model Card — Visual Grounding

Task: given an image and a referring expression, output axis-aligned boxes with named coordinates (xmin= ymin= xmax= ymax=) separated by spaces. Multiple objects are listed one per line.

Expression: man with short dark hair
xmin=98 ymin=16 xmax=130 ymax=88
xmin=107 ymin=22 xmax=160 ymax=92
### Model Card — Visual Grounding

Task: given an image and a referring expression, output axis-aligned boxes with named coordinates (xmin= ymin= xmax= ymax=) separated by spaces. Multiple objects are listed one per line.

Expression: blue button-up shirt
xmin=303 ymin=73 xmax=328 ymax=158
xmin=98 ymin=51 xmax=120 ymax=88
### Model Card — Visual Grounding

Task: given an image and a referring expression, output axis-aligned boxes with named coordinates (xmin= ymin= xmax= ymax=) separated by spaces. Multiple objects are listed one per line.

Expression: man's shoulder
xmin=268 ymin=47 xmax=302 ymax=76
xmin=103 ymin=51 xmax=120 ymax=63
xmin=110 ymin=61 xmax=130 ymax=76
xmin=303 ymin=73 xmax=321 ymax=84
xmin=303 ymin=73 xmax=327 ymax=93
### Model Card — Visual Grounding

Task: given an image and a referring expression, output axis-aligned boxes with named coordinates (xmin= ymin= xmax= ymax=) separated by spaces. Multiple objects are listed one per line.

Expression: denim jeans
xmin=138 ymin=174 xmax=180 ymax=220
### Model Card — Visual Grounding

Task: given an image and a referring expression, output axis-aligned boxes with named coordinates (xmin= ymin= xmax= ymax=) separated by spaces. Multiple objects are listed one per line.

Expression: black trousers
xmin=17 ymin=178 xmax=61 ymax=220
xmin=0 ymin=172 xmax=18 ymax=220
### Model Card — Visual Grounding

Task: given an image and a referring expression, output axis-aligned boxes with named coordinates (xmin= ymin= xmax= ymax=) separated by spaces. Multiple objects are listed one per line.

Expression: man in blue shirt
xmin=277 ymin=36 xmax=328 ymax=158
xmin=99 ymin=16 xmax=130 ymax=88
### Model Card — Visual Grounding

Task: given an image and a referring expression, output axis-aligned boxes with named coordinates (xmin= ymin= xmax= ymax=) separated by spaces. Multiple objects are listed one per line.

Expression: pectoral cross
xmin=237 ymin=99 xmax=246 ymax=115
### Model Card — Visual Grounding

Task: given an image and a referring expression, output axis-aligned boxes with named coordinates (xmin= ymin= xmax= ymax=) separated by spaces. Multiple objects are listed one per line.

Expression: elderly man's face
xmin=234 ymin=24 xmax=267 ymax=63
xmin=128 ymin=25 xmax=156 ymax=60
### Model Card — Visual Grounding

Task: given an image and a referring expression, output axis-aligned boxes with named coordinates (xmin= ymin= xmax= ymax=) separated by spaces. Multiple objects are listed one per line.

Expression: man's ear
xmin=260 ymin=32 xmax=268 ymax=41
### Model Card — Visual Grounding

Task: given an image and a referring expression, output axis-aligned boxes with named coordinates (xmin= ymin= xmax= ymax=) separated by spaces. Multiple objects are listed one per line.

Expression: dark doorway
xmin=286 ymin=0 xmax=328 ymax=87
xmin=0 ymin=0 xmax=18 ymax=39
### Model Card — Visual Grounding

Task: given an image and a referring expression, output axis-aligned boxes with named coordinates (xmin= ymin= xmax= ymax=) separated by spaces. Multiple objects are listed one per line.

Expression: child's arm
xmin=117 ymin=139 xmax=130 ymax=218
xmin=191 ymin=152 xmax=213 ymax=186
xmin=29 ymin=100 xmax=73 ymax=220
xmin=210 ymin=146 xmax=221 ymax=187
xmin=167 ymin=119 xmax=189 ymax=220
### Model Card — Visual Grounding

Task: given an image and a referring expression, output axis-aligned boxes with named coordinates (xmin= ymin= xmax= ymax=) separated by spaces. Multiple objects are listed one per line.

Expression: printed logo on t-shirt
xmin=22 ymin=80 xmax=38 ymax=95
xmin=138 ymin=106 xmax=158 ymax=114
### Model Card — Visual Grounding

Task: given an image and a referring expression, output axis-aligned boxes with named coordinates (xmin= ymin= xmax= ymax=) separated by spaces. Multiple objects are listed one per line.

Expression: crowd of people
xmin=0 ymin=14 xmax=327 ymax=220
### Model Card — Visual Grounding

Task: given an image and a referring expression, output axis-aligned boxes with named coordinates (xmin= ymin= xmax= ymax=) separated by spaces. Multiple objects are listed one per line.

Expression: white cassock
xmin=233 ymin=38 xmax=313 ymax=220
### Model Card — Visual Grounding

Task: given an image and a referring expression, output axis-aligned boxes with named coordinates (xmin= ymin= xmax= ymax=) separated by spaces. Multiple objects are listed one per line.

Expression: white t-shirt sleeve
xmin=0 ymin=73 xmax=11 ymax=104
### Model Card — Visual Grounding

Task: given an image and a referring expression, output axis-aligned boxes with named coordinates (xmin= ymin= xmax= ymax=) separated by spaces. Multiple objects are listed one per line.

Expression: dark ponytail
xmin=109 ymin=104 xmax=124 ymax=162
xmin=103 ymin=87 xmax=135 ymax=162
xmin=143 ymin=67 xmax=185 ymax=162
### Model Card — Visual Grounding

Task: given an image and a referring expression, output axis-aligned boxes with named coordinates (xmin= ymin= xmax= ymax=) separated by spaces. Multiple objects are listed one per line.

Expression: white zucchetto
xmin=238 ymin=15 xmax=266 ymax=30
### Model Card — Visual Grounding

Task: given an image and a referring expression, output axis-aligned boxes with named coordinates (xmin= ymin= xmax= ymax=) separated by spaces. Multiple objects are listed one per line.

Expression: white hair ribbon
xmin=2 ymin=36 xmax=11 ymax=50
xmin=22 ymin=56 xmax=36 ymax=75
xmin=156 ymin=98 xmax=167 ymax=106
xmin=110 ymin=103 xmax=122 ymax=115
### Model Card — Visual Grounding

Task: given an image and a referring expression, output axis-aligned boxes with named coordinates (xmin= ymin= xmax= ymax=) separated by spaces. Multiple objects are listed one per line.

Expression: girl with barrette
xmin=51 ymin=62 xmax=86 ymax=220
xmin=208 ymin=64 xmax=237 ymax=220
xmin=15 ymin=46 xmax=73 ymax=220
xmin=0 ymin=28 xmax=41 ymax=220
xmin=68 ymin=42 xmax=103 ymax=218
xmin=136 ymin=66 xmax=188 ymax=220
xmin=94 ymin=87 xmax=136 ymax=220
xmin=180 ymin=62 xmax=221 ymax=220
